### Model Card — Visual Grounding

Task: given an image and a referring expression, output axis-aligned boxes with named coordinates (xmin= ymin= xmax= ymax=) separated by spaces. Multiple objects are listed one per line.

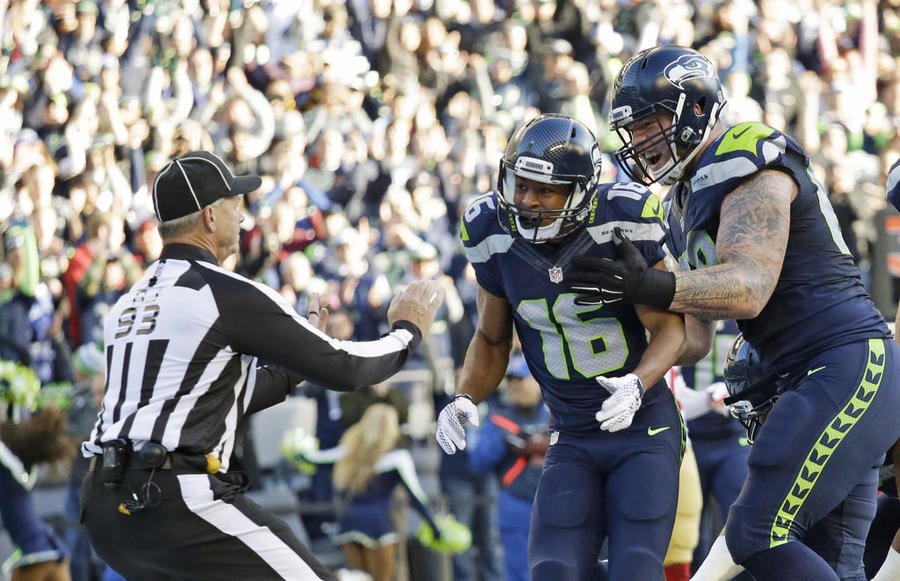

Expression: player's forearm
xmin=456 ymin=330 xmax=512 ymax=404
xmin=671 ymin=171 xmax=788 ymax=320
xmin=670 ymin=262 xmax=773 ymax=320
xmin=677 ymin=315 xmax=715 ymax=366
xmin=633 ymin=319 xmax=685 ymax=391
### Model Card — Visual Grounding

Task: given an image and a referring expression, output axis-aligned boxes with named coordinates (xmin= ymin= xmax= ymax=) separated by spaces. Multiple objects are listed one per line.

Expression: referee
xmin=79 ymin=151 xmax=444 ymax=580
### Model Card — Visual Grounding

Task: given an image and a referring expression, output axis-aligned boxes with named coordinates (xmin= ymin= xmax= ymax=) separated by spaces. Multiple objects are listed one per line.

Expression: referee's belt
xmin=90 ymin=442 xmax=221 ymax=475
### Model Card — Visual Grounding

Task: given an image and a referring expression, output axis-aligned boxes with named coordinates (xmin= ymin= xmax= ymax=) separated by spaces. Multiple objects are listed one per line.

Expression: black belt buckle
xmin=102 ymin=439 xmax=128 ymax=487
xmin=136 ymin=442 xmax=169 ymax=469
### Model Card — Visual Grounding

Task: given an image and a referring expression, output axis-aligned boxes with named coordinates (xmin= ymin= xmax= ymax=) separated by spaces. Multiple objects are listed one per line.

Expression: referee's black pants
xmin=80 ymin=460 xmax=336 ymax=580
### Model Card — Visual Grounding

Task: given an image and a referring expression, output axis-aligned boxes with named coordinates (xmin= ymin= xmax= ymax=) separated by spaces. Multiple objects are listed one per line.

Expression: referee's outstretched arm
xmin=215 ymin=265 xmax=444 ymax=391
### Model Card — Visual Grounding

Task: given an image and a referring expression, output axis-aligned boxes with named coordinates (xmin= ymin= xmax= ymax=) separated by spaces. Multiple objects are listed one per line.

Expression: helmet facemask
xmin=722 ymin=334 xmax=777 ymax=444
xmin=497 ymin=157 xmax=592 ymax=243
xmin=610 ymin=46 xmax=727 ymax=187
xmin=496 ymin=115 xmax=602 ymax=244
xmin=727 ymin=388 xmax=778 ymax=444
xmin=612 ymin=94 xmax=723 ymax=187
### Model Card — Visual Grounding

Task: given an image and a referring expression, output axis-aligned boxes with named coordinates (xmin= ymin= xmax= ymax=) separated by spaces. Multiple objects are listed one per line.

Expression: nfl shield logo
xmin=548 ymin=266 xmax=563 ymax=284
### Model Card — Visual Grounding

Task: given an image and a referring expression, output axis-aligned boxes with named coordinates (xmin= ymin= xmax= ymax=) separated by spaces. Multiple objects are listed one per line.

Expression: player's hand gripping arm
xmin=435 ymin=286 xmax=514 ymax=454
xmin=570 ymin=170 xmax=793 ymax=320
xmin=595 ymin=262 xmax=686 ymax=432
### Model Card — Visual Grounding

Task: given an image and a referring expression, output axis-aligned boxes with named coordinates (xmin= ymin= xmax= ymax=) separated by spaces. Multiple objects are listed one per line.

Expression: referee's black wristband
xmin=391 ymin=320 xmax=423 ymax=349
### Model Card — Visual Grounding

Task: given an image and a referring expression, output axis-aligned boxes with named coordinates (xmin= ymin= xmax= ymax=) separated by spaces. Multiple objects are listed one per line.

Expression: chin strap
xmin=659 ymin=100 xmax=723 ymax=186
xmin=515 ymin=215 xmax=563 ymax=242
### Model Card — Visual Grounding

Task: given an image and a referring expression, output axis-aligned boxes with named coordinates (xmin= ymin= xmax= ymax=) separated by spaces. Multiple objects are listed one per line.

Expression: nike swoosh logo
xmin=807 ymin=365 xmax=826 ymax=376
xmin=731 ymin=126 xmax=751 ymax=140
xmin=647 ymin=426 xmax=670 ymax=436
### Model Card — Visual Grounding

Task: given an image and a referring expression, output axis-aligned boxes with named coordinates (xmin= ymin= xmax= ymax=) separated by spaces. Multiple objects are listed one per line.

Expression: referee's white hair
xmin=157 ymin=197 xmax=226 ymax=239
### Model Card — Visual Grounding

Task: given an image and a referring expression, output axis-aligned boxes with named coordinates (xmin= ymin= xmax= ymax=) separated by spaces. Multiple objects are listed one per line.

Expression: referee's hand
xmin=388 ymin=279 xmax=444 ymax=340
xmin=305 ymin=293 xmax=329 ymax=332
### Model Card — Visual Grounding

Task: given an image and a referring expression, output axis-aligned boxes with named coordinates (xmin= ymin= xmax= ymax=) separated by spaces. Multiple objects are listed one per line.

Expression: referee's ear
xmin=201 ymin=205 xmax=217 ymax=233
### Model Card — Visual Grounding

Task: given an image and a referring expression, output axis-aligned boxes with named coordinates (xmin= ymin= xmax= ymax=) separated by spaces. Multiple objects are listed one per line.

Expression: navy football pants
xmin=528 ymin=387 xmax=683 ymax=581
xmin=726 ymin=338 xmax=900 ymax=579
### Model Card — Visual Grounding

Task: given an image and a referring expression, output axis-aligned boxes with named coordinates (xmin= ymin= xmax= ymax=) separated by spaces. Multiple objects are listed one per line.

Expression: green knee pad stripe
xmin=769 ymin=338 xmax=885 ymax=547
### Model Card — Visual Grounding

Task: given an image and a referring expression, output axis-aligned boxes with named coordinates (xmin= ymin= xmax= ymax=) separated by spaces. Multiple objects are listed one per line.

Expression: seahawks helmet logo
xmin=663 ymin=54 xmax=715 ymax=89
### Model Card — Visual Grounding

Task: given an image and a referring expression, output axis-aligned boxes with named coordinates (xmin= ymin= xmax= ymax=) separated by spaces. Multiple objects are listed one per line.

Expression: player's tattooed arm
xmin=669 ymin=170 xmax=794 ymax=320
xmin=663 ymin=258 xmax=715 ymax=365
xmin=456 ymin=285 xmax=515 ymax=404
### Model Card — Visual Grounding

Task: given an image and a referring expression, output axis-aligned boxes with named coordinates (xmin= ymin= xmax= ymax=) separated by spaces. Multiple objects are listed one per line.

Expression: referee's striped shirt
xmin=82 ymin=244 xmax=421 ymax=471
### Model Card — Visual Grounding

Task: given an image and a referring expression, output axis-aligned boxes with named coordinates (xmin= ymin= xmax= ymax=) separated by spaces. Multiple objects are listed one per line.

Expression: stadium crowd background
xmin=2 ymin=0 xmax=900 ymax=578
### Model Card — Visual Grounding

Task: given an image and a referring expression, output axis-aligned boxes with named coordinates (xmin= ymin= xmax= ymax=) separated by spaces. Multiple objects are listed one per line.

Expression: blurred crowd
xmin=3 ymin=0 xmax=900 ymax=376
xmin=2 ymin=0 xmax=900 ymax=577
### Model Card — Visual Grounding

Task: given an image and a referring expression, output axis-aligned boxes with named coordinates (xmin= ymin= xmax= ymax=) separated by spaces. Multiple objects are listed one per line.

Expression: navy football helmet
xmin=723 ymin=333 xmax=778 ymax=443
xmin=610 ymin=45 xmax=726 ymax=186
xmin=497 ymin=114 xmax=602 ymax=243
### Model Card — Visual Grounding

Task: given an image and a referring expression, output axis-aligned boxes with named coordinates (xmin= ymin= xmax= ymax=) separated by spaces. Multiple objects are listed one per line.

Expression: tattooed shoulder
xmin=718 ymin=170 xmax=794 ymax=260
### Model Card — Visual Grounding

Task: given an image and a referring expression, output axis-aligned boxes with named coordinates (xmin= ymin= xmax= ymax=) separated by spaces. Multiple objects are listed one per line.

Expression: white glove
xmin=676 ymin=381 xmax=731 ymax=420
xmin=595 ymin=373 xmax=643 ymax=432
xmin=706 ymin=382 xmax=730 ymax=417
xmin=436 ymin=395 xmax=480 ymax=454
xmin=675 ymin=380 xmax=712 ymax=421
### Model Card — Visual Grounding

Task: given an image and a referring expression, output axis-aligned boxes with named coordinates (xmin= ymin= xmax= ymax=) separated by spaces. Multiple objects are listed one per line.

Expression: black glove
xmin=569 ymin=227 xmax=675 ymax=309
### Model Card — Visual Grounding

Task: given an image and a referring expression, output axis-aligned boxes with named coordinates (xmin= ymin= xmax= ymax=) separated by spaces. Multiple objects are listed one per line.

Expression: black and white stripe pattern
xmin=83 ymin=244 xmax=419 ymax=471
xmin=178 ymin=474 xmax=323 ymax=579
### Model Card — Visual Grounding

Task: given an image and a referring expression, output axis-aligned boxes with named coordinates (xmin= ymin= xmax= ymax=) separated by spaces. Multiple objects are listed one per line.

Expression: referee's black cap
xmin=153 ymin=151 xmax=261 ymax=222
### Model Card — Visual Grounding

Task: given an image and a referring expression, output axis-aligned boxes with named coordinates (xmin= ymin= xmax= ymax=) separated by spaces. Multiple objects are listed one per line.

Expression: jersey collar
xmin=159 ymin=243 xmax=218 ymax=265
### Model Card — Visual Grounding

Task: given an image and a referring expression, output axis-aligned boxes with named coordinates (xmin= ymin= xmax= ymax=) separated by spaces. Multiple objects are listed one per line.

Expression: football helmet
xmin=723 ymin=333 xmax=778 ymax=443
xmin=610 ymin=45 xmax=726 ymax=186
xmin=497 ymin=114 xmax=602 ymax=243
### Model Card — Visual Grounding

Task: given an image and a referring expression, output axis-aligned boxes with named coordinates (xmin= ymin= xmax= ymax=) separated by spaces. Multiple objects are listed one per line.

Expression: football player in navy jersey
xmin=570 ymin=45 xmax=900 ymax=580
xmin=435 ymin=113 xmax=687 ymax=580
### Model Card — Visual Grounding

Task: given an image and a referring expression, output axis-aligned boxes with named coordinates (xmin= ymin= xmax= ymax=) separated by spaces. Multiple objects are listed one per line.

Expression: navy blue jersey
xmin=461 ymin=184 xmax=669 ymax=432
xmin=670 ymin=121 xmax=889 ymax=375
